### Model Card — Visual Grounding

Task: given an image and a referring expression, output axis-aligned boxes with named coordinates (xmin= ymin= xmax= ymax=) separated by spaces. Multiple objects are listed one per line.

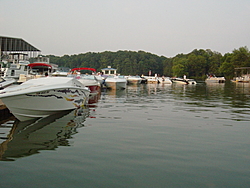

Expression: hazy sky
xmin=1 ymin=0 xmax=250 ymax=57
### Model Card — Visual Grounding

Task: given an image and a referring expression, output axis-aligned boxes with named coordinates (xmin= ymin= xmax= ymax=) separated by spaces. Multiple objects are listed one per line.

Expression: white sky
xmin=1 ymin=0 xmax=250 ymax=57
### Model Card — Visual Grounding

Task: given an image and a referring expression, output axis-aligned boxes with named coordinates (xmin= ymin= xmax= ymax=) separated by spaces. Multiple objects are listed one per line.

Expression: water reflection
xmin=233 ymin=82 xmax=250 ymax=95
xmin=1 ymin=82 xmax=250 ymax=161
xmin=0 ymin=107 xmax=89 ymax=161
xmin=100 ymin=89 xmax=127 ymax=103
xmin=97 ymin=82 xmax=250 ymax=125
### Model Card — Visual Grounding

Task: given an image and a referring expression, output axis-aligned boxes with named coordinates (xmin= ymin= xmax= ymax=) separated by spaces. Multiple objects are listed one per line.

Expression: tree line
xmin=47 ymin=46 xmax=250 ymax=80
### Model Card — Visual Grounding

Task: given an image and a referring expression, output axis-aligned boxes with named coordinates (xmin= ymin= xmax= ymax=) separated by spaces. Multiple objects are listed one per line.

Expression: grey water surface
xmin=0 ymin=82 xmax=250 ymax=188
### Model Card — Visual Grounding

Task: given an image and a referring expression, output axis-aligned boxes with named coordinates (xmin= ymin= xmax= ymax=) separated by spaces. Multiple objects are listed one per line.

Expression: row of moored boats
xmin=0 ymin=57 xmax=245 ymax=123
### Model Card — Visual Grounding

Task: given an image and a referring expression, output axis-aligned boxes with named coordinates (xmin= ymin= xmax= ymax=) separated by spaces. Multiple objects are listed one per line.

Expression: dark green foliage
xmin=47 ymin=47 xmax=250 ymax=80
xmin=48 ymin=50 xmax=168 ymax=76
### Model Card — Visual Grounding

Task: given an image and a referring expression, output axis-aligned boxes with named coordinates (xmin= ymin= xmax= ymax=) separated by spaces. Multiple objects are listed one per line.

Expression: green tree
xmin=231 ymin=46 xmax=250 ymax=68
xmin=186 ymin=54 xmax=206 ymax=78
xmin=219 ymin=61 xmax=234 ymax=78
xmin=172 ymin=57 xmax=188 ymax=77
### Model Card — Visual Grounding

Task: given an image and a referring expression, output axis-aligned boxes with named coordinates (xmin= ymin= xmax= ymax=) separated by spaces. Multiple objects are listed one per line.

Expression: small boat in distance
xmin=185 ymin=79 xmax=197 ymax=85
xmin=145 ymin=76 xmax=160 ymax=84
xmin=126 ymin=75 xmax=142 ymax=84
xmin=171 ymin=78 xmax=189 ymax=85
xmin=231 ymin=67 xmax=250 ymax=83
xmin=172 ymin=75 xmax=197 ymax=85
xmin=205 ymin=74 xmax=225 ymax=83
xmin=0 ymin=77 xmax=90 ymax=121
xmin=159 ymin=76 xmax=172 ymax=84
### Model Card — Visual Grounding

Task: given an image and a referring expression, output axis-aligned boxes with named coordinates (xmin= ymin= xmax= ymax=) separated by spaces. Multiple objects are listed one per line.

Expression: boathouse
xmin=0 ymin=36 xmax=41 ymax=118
xmin=0 ymin=36 xmax=40 ymax=60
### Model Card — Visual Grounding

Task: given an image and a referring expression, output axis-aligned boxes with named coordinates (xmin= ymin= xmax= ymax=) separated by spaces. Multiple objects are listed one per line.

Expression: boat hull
xmin=172 ymin=78 xmax=188 ymax=85
xmin=146 ymin=77 xmax=159 ymax=84
xmin=105 ymin=81 xmax=126 ymax=90
xmin=127 ymin=79 xmax=141 ymax=84
xmin=105 ymin=76 xmax=127 ymax=90
xmin=159 ymin=77 xmax=172 ymax=84
xmin=2 ymin=88 xmax=88 ymax=121
xmin=76 ymin=77 xmax=101 ymax=94
xmin=126 ymin=76 xmax=142 ymax=85
xmin=2 ymin=87 xmax=89 ymax=121
xmin=205 ymin=77 xmax=225 ymax=83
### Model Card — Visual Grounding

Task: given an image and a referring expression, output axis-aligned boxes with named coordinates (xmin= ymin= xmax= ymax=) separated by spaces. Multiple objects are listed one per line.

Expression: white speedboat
xmin=105 ymin=75 xmax=127 ymax=90
xmin=67 ymin=67 xmax=101 ymax=95
xmin=146 ymin=76 xmax=160 ymax=84
xmin=126 ymin=76 xmax=142 ymax=84
xmin=205 ymin=75 xmax=225 ymax=83
xmin=171 ymin=78 xmax=189 ymax=85
xmin=0 ymin=77 xmax=90 ymax=121
xmin=0 ymin=77 xmax=16 ymax=89
xmin=159 ymin=77 xmax=172 ymax=84
xmin=186 ymin=79 xmax=197 ymax=85
xmin=68 ymin=74 xmax=101 ymax=95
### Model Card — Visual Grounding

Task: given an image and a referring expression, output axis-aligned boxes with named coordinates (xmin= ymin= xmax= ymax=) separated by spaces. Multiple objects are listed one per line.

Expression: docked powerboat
xmin=231 ymin=76 xmax=250 ymax=83
xmin=51 ymin=67 xmax=71 ymax=77
xmin=186 ymin=79 xmax=197 ymax=85
xmin=1 ymin=60 xmax=30 ymax=81
xmin=0 ymin=77 xmax=16 ymax=89
xmin=146 ymin=76 xmax=160 ymax=84
xmin=0 ymin=77 xmax=90 ymax=121
xmin=159 ymin=77 xmax=172 ymax=84
xmin=68 ymin=74 xmax=101 ymax=95
xmin=67 ymin=67 xmax=101 ymax=95
xmin=171 ymin=78 xmax=189 ymax=85
xmin=205 ymin=75 xmax=225 ymax=83
xmin=126 ymin=75 xmax=142 ymax=84
xmin=105 ymin=75 xmax=127 ymax=90
xmin=231 ymin=67 xmax=250 ymax=83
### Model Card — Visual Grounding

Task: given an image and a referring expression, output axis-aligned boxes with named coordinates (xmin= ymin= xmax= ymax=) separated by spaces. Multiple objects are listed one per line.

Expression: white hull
xmin=231 ymin=75 xmax=250 ymax=83
xmin=126 ymin=76 xmax=142 ymax=84
xmin=0 ymin=77 xmax=90 ymax=121
xmin=186 ymin=79 xmax=197 ymax=85
xmin=105 ymin=76 xmax=127 ymax=90
xmin=159 ymin=77 xmax=172 ymax=84
xmin=105 ymin=82 xmax=126 ymax=90
xmin=146 ymin=77 xmax=159 ymax=84
xmin=172 ymin=78 xmax=188 ymax=85
xmin=205 ymin=77 xmax=225 ymax=83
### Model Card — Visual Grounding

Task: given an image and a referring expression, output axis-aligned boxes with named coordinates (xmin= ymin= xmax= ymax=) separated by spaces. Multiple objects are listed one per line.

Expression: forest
xmin=47 ymin=46 xmax=250 ymax=80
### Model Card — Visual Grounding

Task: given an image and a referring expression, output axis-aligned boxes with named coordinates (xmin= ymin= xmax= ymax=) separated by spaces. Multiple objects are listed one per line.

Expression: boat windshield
xmin=80 ymin=74 xmax=96 ymax=80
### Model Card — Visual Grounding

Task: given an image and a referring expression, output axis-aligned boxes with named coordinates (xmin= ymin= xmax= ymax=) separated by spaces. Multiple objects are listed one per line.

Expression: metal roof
xmin=101 ymin=67 xmax=117 ymax=70
xmin=0 ymin=36 xmax=40 ymax=52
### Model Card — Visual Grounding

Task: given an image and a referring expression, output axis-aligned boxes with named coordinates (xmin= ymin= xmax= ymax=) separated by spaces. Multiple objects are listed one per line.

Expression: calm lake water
xmin=1 ymin=82 xmax=250 ymax=188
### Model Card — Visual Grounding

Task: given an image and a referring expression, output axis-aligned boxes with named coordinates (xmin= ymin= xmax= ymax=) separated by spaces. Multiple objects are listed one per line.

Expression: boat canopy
xmin=71 ymin=67 xmax=96 ymax=72
xmin=28 ymin=63 xmax=52 ymax=68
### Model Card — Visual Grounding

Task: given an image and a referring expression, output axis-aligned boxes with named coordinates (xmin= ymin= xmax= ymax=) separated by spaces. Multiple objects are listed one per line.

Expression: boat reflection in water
xmin=0 ymin=107 xmax=89 ymax=161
